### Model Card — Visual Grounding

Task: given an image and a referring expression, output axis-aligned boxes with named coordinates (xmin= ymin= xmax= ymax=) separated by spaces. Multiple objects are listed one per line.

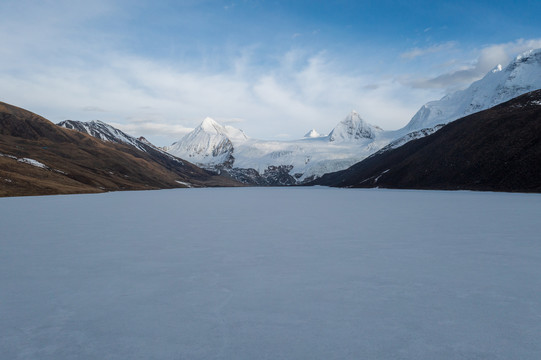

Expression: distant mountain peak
xmin=515 ymin=48 xmax=541 ymax=62
xmin=166 ymin=118 xmax=248 ymax=168
xmin=200 ymin=117 xmax=222 ymax=133
xmin=304 ymin=129 xmax=321 ymax=138
xmin=328 ymin=111 xmax=382 ymax=142
xmin=492 ymin=64 xmax=503 ymax=73
xmin=194 ymin=117 xmax=248 ymax=141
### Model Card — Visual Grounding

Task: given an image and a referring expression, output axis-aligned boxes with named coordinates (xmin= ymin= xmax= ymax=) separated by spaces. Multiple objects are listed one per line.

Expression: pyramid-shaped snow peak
xmin=328 ymin=111 xmax=382 ymax=142
xmin=404 ymin=48 xmax=541 ymax=132
xmin=165 ymin=117 xmax=247 ymax=168
xmin=199 ymin=117 xmax=223 ymax=133
xmin=304 ymin=129 xmax=321 ymax=138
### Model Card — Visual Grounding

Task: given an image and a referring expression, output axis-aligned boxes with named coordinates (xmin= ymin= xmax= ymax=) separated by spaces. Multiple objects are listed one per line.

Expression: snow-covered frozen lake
xmin=1 ymin=187 xmax=541 ymax=359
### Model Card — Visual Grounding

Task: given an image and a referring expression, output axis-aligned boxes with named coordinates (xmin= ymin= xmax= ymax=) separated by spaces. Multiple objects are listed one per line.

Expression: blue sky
xmin=1 ymin=0 xmax=540 ymax=145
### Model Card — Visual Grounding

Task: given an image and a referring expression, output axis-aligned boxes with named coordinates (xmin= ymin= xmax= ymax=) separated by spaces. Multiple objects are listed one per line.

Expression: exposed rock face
xmin=222 ymin=165 xmax=297 ymax=186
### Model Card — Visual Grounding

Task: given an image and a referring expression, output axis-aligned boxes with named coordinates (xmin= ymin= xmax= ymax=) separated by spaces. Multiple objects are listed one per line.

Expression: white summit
xmin=304 ymin=129 xmax=321 ymax=138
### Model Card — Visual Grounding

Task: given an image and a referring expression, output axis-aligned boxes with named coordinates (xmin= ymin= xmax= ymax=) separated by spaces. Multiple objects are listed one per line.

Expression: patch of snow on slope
xmin=175 ymin=180 xmax=192 ymax=187
xmin=0 ymin=153 xmax=17 ymax=160
xmin=1 ymin=153 xmax=50 ymax=170
xmin=17 ymin=158 xmax=49 ymax=169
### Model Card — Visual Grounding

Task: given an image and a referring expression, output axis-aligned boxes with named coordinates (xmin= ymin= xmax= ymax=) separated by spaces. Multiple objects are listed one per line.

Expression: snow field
xmin=1 ymin=187 xmax=540 ymax=359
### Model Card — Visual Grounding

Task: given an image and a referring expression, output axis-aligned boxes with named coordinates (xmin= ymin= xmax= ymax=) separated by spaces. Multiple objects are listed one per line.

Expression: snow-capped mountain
xmin=403 ymin=48 xmax=541 ymax=132
xmin=304 ymin=129 xmax=321 ymax=138
xmin=166 ymin=117 xmax=247 ymax=168
xmin=57 ymin=119 xmax=183 ymax=163
xmin=329 ymin=111 xmax=382 ymax=141
xmin=166 ymin=112 xmax=391 ymax=184
xmin=58 ymin=120 xmax=153 ymax=151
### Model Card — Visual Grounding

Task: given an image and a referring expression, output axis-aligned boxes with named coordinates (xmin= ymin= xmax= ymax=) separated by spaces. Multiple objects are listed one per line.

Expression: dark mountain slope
xmin=311 ymin=90 xmax=541 ymax=193
xmin=0 ymin=102 xmax=239 ymax=197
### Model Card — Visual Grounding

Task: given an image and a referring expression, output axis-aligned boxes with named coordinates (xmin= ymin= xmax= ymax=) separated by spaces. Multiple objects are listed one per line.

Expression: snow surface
xmin=1 ymin=188 xmax=541 ymax=359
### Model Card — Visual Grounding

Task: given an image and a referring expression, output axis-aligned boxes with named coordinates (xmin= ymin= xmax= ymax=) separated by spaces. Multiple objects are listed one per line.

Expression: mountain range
xmin=164 ymin=48 xmax=541 ymax=185
xmin=2 ymin=48 xmax=541 ymax=195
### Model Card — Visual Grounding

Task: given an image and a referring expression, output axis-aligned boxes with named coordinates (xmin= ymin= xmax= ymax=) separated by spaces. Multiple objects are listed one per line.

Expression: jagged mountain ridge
xmin=57 ymin=119 xmax=181 ymax=162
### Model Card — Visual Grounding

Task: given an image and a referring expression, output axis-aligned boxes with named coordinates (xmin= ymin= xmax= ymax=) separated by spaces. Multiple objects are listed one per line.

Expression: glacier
xmin=1 ymin=187 xmax=541 ymax=359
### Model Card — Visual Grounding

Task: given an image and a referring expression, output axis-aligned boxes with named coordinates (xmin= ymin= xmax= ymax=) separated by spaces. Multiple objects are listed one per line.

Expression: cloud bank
xmin=1 ymin=1 xmax=541 ymax=145
xmin=401 ymin=39 xmax=541 ymax=92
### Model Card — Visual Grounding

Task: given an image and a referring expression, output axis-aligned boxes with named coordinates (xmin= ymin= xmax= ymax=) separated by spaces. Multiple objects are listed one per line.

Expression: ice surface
xmin=1 ymin=188 xmax=541 ymax=359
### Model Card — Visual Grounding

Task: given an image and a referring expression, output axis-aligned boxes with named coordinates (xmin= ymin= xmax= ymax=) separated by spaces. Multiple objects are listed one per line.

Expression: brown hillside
xmin=0 ymin=102 xmax=240 ymax=197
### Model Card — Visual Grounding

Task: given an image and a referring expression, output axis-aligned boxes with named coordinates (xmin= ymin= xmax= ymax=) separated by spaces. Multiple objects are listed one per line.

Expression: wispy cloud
xmin=110 ymin=121 xmax=194 ymax=141
xmin=401 ymin=38 xmax=541 ymax=91
xmin=1 ymin=40 xmax=432 ymax=144
xmin=82 ymin=106 xmax=107 ymax=112
xmin=401 ymin=41 xmax=457 ymax=60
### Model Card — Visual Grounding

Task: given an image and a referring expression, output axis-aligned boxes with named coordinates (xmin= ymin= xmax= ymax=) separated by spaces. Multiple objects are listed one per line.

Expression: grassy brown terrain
xmin=0 ymin=101 xmax=240 ymax=197
xmin=311 ymin=90 xmax=541 ymax=193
